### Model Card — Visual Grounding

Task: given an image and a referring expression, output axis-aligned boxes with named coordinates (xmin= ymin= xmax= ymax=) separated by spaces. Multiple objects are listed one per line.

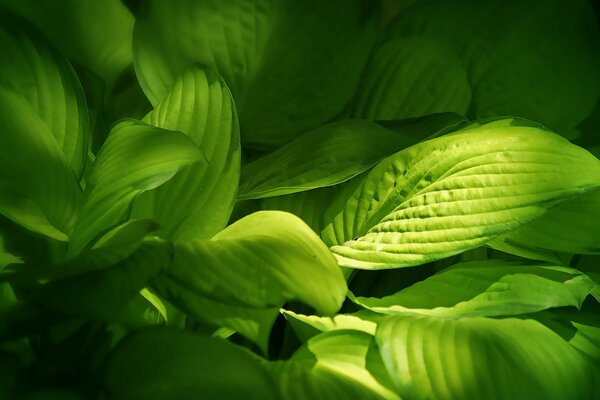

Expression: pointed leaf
xmin=69 ymin=119 xmax=203 ymax=255
xmin=324 ymin=119 xmax=600 ymax=269
xmin=132 ymin=65 xmax=241 ymax=241
xmin=133 ymin=0 xmax=378 ymax=147
xmin=351 ymin=260 xmax=595 ymax=317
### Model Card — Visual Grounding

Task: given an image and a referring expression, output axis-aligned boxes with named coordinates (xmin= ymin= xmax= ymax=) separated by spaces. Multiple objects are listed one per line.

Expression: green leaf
xmin=0 ymin=0 xmax=134 ymax=87
xmin=350 ymin=260 xmax=595 ymax=317
xmin=386 ymin=0 xmax=600 ymax=134
xmin=282 ymin=309 xmax=381 ymax=342
xmin=0 ymin=10 xmax=89 ymax=178
xmin=105 ymin=329 xmax=277 ymax=400
xmin=0 ymin=82 xmax=82 ymax=241
xmin=490 ymin=188 xmax=600 ymax=261
xmin=132 ymin=65 xmax=241 ymax=241
xmin=349 ymin=37 xmax=471 ymax=120
xmin=68 ymin=119 xmax=204 ymax=255
xmin=323 ymin=119 xmax=600 ymax=269
xmin=133 ymin=0 xmax=378 ymax=147
xmin=152 ymin=211 xmax=346 ymax=350
xmin=376 ymin=314 xmax=597 ymax=399
xmin=289 ymin=330 xmax=399 ymax=400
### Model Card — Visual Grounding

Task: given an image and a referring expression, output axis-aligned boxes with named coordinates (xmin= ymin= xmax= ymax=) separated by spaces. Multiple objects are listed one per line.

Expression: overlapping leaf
xmin=376 ymin=314 xmax=597 ymax=399
xmin=132 ymin=65 xmax=241 ymax=241
xmin=385 ymin=0 xmax=600 ymax=134
xmin=350 ymin=260 xmax=595 ymax=317
xmin=151 ymin=211 xmax=346 ymax=350
xmin=133 ymin=0 xmax=378 ymax=147
xmin=105 ymin=329 xmax=277 ymax=399
xmin=324 ymin=119 xmax=600 ymax=269
xmin=68 ymin=119 xmax=203 ymax=255
xmin=349 ymin=37 xmax=471 ymax=120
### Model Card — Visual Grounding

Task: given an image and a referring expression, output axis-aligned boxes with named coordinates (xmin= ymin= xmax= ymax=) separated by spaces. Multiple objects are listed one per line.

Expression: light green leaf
xmin=133 ymin=0 xmax=378 ymax=147
xmin=349 ymin=37 xmax=471 ymax=120
xmin=151 ymin=211 xmax=346 ymax=351
xmin=132 ymin=65 xmax=241 ymax=241
xmin=386 ymin=0 xmax=600 ymax=134
xmin=68 ymin=119 xmax=203 ymax=255
xmin=324 ymin=119 xmax=600 ymax=269
xmin=376 ymin=314 xmax=597 ymax=399
xmin=0 ymin=10 xmax=89 ymax=178
xmin=289 ymin=330 xmax=399 ymax=400
xmin=351 ymin=260 xmax=594 ymax=317
xmin=282 ymin=309 xmax=381 ymax=342
xmin=490 ymin=188 xmax=600 ymax=261
xmin=0 ymin=83 xmax=82 ymax=241
xmin=0 ymin=0 xmax=134 ymax=87
xmin=105 ymin=329 xmax=277 ymax=400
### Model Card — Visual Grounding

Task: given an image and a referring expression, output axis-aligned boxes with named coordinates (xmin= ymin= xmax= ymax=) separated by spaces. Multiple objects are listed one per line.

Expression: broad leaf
xmin=385 ymin=0 xmax=600 ymax=134
xmin=0 ymin=83 xmax=82 ymax=241
xmin=0 ymin=10 xmax=89 ymax=178
xmin=68 ymin=119 xmax=203 ymax=255
xmin=132 ymin=65 xmax=241 ymax=241
xmin=349 ymin=37 xmax=471 ymax=120
xmin=323 ymin=119 xmax=600 ymax=269
xmin=351 ymin=260 xmax=594 ymax=317
xmin=0 ymin=0 xmax=134 ymax=87
xmin=133 ymin=0 xmax=378 ymax=147
xmin=152 ymin=211 xmax=346 ymax=350
xmin=376 ymin=314 xmax=597 ymax=399
xmin=282 ymin=309 xmax=380 ymax=342
xmin=105 ymin=329 xmax=277 ymax=399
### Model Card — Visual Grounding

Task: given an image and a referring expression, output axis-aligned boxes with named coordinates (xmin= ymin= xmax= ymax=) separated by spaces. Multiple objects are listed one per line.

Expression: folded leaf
xmin=133 ymin=0 xmax=378 ymax=147
xmin=69 ymin=119 xmax=203 ymax=255
xmin=105 ymin=329 xmax=277 ymax=400
xmin=132 ymin=65 xmax=241 ymax=241
xmin=351 ymin=260 xmax=594 ymax=317
xmin=0 ymin=10 xmax=89 ymax=178
xmin=0 ymin=83 xmax=82 ymax=241
xmin=349 ymin=37 xmax=471 ymax=120
xmin=282 ymin=309 xmax=380 ymax=341
xmin=324 ymin=119 xmax=600 ymax=269
xmin=376 ymin=314 xmax=597 ymax=399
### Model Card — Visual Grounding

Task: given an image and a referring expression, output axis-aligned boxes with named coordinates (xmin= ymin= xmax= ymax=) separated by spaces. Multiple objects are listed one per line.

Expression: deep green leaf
xmin=133 ymin=0 xmax=378 ymax=147
xmin=0 ymin=10 xmax=89 ymax=178
xmin=68 ymin=119 xmax=203 ymax=255
xmin=132 ymin=65 xmax=241 ymax=241
xmin=0 ymin=83 xmax=82 ymax=241
xmin=349 ymin=37 xmax=471 ymax=120
xmin=376 ymin=314 xmax=597 ymax=399
xmin=105 ymin=328 xmax=277 ymax=399
xmin=323 ymin=119 xmax=600 ymax=269
xmin=351 ymin=260 xmax=594 ymax=317
xmin=386 ymin=0 xmax=600 ymax=134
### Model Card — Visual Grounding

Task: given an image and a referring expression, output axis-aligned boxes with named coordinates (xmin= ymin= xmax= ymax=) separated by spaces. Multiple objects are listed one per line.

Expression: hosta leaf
xmin=349 ymin=37 xmax=471 ymax=120
xmin=132 ymin=65 xmax=241 ymax=241
xmin=133 ymin=0 xmax=378 ymax=147
xmin=105 ymin=329 xmax=277 ymax=400
xmin=350 ymin=260 xmax=595 ymax=317
xmin=386 ymin=0 xmax=600 ymax=134
xmin=282 ymin=309 xmax=380 ymax=342
xmin=289 ymin=330 xmax=399 ymax=400
xmin=0 ymin=0 xmax=134 ymax=86
xmin=376 ymin=314 xmax=597 ymax=399
xmin=0 ymin=10 xmax=89 ymax=178
xmin=0 ymin=83 xmax=82 ymax=241
xmin=68 ymin=120 xmax=203 ymax=255
xmin=324 ymin=119 xmax=600 ymax=269
xmin=266 ymin=361 xmax=385 ymax=400
xmin=490 ymin=188 xmax=600 ymax=261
